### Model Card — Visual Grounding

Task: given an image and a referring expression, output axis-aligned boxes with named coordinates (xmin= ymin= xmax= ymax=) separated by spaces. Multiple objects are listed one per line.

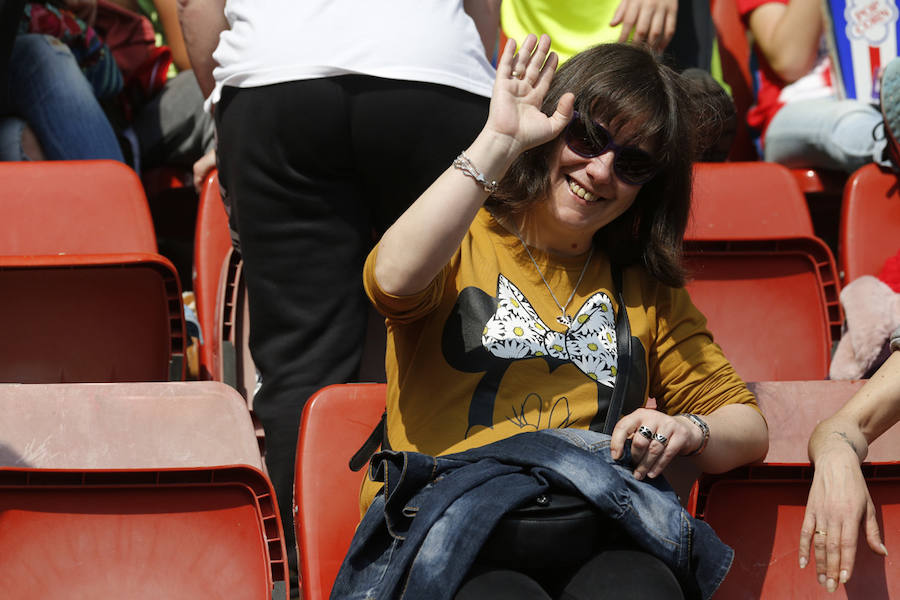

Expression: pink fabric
xmin=830 ymin=276 xmax=900 ymax=379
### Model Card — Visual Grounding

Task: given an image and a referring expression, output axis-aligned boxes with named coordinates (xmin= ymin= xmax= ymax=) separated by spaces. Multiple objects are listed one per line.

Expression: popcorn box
xmin=824 ymin=0 xmax=900 ymax=101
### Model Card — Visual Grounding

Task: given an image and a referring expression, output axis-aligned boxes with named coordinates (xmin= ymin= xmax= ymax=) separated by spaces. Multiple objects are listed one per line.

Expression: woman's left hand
xmin=799 ymin=442 xmax=886 ymax=591
xmin=610 ymin=409 xmax=703 ymax=479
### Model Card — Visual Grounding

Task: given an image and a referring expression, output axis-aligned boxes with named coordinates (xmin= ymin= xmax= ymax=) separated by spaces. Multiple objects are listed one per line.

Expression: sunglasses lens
xmin=565 ymin=116 xmax=658 ymax=184
xmin=615 ymin=148 xmax=658 ymax=185
xmin=565 ymin=119 xmax=602 ymax=157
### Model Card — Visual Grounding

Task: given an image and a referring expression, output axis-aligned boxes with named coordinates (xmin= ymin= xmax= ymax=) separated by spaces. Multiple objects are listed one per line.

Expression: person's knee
xmin=455 ymin=568 xmax=551 ymax=600
xmin=0 ymin=117 xmax=44 ymax=161
xmin=829 ymin=103 xmax=883 ymax=158
xmin=9 ymin=34 xmax=95 ymax=105
xmin=561 ymin=550 xmax=684 ymax=600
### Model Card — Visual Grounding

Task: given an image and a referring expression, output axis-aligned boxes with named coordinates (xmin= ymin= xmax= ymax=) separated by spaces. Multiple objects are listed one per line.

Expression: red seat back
xmin=688 ymin=162 xmax=816 ymax=240
xmin=193 ymin=170 xmax=233 ymax=382
xmin=710 ymin=0 xmax=757 ymax=161
xmin=0 ymin=466 xmax=288 ymax=599
xmin=0 ymin=160 xmax=158 ymax=255
xmin=294 ymin=383 xmax=386 ymax=600
xmin=840 ymin=163 xmax=900 ymax=284
xmin=685 ymin=164 xmax=842 ymax=381
xmin=0 ymin=254 xmax=185 ymax=382
xmin=695 ymin=466 xmax=900 ymax=599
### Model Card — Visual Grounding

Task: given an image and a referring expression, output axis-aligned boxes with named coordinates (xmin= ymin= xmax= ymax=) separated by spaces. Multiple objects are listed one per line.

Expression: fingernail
xmin=882 ymin=543 xmax=889 ymax=556
xmin=826 ymin=578 xmax=837 ymax=593
xmin=799 ymin=557 xmax=807 ymax=569
xmin=818 ymin=574 xmax=827 ymax=585
xmin=633 ymin=472 xmax=643 ymax=480
xmin=839 ymin=570 xmax=848 ymax=583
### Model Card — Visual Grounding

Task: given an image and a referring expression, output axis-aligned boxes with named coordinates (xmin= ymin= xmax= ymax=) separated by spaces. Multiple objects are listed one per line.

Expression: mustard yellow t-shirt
xmin=361 ymin=208 xmax=757 ymax=511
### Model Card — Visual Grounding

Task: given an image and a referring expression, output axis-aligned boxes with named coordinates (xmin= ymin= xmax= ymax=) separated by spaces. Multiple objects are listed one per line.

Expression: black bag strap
xmin=349 ymin=411 xmax=386 ymax=472
xmin=349 ymin=263 xmax=631 ymax=470
xmin=601 ymin=263 xmax=631 ymax=435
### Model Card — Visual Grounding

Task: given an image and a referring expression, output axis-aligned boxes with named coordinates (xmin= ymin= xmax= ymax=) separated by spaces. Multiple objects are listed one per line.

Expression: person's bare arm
xmin=799 ymin=350 xmax=900 ymax=591
xmin=747 ymin=0 xmax=823 ymax=82
xmin=464 ymin=0 xmax=502 ymax=61
xmin=375 ymin=35 xmax=572 ymax=296
xmin=153 ymin=0 xmax=190 ymax=71
xmin=176 ymin=0 xmax=227 ymax=98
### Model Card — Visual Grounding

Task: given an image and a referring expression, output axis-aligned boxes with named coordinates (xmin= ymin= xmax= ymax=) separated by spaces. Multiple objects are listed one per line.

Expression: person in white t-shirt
xmin=177 ymin=1 xmax=499 ymax=595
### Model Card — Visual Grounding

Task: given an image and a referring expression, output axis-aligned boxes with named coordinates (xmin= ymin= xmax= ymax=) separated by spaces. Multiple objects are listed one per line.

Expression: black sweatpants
xmin=215 ymin=75 xmax=489 ymax=593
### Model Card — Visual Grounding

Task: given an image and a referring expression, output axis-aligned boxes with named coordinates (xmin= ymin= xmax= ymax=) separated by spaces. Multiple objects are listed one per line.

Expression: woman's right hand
xmin=483 ymin=34 xmax=574 ymax=158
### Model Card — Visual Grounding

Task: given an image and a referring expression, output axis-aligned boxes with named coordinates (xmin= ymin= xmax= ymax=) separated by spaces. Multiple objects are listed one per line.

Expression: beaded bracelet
xmin=677 ymin=413 xmax=710 ymax=456
xmin=452 ymin=151 xmax=497 ymax=194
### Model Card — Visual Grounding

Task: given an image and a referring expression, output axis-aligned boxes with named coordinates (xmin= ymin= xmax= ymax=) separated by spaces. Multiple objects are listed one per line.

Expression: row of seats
xmin=0 ymin=381 xmax=288 ymax=599
xmin=4 ymin=158 xmax=893 ymax=392
xmin=195 ymin=160 xmax=896 ymax=388
xmin=2 ymin=156 xmax=898 ymax=597
xmin=0 ymin=160 xmax=285 ymax=598
xmin=297 ymin=381 xmax=900 ymax=600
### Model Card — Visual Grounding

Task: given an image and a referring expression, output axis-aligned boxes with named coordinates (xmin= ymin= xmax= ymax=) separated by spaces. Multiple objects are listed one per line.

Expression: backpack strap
xmin=600 ymin=263 xmax=631 ymax=434
xmin=349 ymin=411 xmax=386 ymax=472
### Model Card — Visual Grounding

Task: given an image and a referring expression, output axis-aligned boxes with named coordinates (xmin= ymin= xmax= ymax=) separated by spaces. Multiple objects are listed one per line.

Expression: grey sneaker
xmin=879 ymin=57 xmax=900 ymax=169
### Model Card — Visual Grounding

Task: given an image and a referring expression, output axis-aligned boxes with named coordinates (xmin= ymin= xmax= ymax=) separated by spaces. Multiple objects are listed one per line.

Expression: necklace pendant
xmin=556 ymin=314 xmax=572 ymax=327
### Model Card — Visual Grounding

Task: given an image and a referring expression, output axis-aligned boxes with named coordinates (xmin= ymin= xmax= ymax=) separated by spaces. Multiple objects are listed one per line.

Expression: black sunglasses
xmin=563 ymin=112 xmax=659 ymax=185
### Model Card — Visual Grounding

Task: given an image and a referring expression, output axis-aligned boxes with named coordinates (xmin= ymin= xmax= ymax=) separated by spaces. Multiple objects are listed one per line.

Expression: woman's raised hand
xmin=484 ymin=34 xmax=574 ymax=158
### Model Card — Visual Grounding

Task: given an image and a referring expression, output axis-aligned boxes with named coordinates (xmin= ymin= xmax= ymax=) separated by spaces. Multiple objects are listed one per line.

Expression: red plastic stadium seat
xmin=685 ymin=379 xmax=900 ymax=597
xmin=694 ymin=465 xmax=900 ymax=599
xmin=0 ymin=466 xmax=288 ymax=600
xmin=0 ymin=381 xmax=265 ymax=470
xmin=0 ymin=253 xmax=185 ymax=382
xmin=192 ymin=170 xmax=258 ymax=401
xmin=194 ymin=170 xmax=233 ymax=382
xmin=294 ymin=383 xmax=386 ymax=600
xmin=685 ymin=164 xmax=842 ymax=381
xmin=0 ymin=160 xmax=158 ymax=254
xmin=840 ymin=163 xmax=900 ymax=284
xmin=688 ymin=162 xmax=816 ymax=240
xmin=0 ymin=380 xmax=285 ymax=598
xmin=710 ymin=0 xmax=757 ymax=161
xmin=0 ymin=160 xmax=186 ymax=381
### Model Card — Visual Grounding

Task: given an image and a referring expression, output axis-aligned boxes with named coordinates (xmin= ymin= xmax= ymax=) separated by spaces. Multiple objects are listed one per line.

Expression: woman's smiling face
xmin=526 ymin=118 xmax=653 ymax=256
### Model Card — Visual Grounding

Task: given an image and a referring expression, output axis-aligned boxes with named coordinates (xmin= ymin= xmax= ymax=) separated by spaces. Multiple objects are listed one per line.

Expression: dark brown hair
xmin=487 ymin=43 xmax=700 ymax=287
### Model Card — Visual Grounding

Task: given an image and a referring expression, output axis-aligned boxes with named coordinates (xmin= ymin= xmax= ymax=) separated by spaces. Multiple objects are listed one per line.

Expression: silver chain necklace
xmin=511 ymin=225 xmax=594 ymax=328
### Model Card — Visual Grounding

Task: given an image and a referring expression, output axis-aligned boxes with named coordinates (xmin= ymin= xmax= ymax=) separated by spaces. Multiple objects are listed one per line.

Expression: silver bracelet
xmin=891 ymin=325 xmax=900 ymax=353
xmin=452 ymin=151 xmax=497 ymax=194
xmin=677 ymin=413 xmax=710 ymax=456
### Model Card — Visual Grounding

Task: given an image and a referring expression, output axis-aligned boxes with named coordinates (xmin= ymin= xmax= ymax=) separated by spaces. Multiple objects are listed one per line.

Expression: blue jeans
xmin=763 ymin=98 xmax=889 ymax=172
xmin=0 ymin=34 xmax=123 ymax=161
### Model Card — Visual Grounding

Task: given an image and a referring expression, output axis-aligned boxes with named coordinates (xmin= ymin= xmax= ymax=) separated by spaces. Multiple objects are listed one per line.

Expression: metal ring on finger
xmin=652 ymin=432 xmax=668 ymax=445
xmin=511 ymin=69 xmax=523 ymax=79
xmin=637 ymin=425 xmax=654 ymax=440
xmin=815 ymin=529 xmax=828 ymax=536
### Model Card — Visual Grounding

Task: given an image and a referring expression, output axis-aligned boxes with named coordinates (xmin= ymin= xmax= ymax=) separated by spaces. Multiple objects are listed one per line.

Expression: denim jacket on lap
xmin=331 ymin=429 xmax=733 ymax=600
